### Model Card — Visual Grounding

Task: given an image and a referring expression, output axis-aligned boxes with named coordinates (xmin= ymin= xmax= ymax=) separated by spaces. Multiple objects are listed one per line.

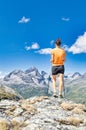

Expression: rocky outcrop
xmin=0 ymin=96 xmax=86 ymax=130
xmin=0 ymin=84 xmax=23 ymax=100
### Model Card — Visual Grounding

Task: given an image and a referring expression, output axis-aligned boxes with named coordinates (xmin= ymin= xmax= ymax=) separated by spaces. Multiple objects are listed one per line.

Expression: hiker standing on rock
xmin=50 ymin=39 xmax=66 ymax=98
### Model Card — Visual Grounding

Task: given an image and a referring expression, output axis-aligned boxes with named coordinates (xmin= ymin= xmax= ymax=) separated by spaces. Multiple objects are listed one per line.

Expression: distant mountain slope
xmin=65 ymin=73 xmax=86 ymax=103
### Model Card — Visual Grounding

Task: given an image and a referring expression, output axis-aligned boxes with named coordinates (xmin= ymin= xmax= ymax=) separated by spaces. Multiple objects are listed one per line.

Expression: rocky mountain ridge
xmin=1 ymin=67 xmax=85 ymax=84
xmin=2 ymin=67 xmax=49 ymax=85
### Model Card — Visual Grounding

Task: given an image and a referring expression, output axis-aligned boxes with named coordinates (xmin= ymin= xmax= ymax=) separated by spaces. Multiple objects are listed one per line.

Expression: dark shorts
xmin=52 ymin=65 xmax=64 ymax=75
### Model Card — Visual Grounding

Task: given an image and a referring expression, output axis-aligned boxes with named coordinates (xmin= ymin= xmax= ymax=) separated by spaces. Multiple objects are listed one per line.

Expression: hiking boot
xmin=59 ymin=95 xmax=63 ymax=98
xmin=53 ymin=94 xmax=58 ymax=98
xmin=53 ymin=92 xmax=58 ymax=98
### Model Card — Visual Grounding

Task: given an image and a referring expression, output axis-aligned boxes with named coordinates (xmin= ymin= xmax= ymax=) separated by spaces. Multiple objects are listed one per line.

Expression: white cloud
xmin=18 ymin=16 xmax=30 ymax=23
xmin=25 ymin=42 xmax=40 ymax=51
xmin=62 ymin=45 xmax=69 ymax=51
xmin=68 ymin=32 xmax=86 ymax=54
xmin=25 ymin=46 xmax=31 ymax=51
xmin=61 ymin=17 xmax=70 ymax=21
xmin=36 ymin=48 xmax=52 ymax=54
xmin=25 ymin=32 xmax=86 ymax=55
xmin=31 ymin=43 xmax=40 ymax=49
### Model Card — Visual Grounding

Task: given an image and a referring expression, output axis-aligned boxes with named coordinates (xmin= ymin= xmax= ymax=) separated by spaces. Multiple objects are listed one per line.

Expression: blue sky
xmin=0 ymin=0 xmax=86 ymax=76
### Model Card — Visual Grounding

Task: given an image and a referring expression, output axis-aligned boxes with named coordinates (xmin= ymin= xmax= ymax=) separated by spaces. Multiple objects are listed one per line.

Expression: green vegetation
xmin=7 ymin=84 xmax=48 ymax=99
xmin=65 ymin=85 xmax=86 ymax=104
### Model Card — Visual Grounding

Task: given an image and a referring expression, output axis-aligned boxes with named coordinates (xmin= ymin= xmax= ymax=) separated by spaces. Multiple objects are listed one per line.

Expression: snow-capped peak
xmin=72 ymin=72 xmax=81 ymax=79
xmin=25 ymin=66 xmax=38 ymax=74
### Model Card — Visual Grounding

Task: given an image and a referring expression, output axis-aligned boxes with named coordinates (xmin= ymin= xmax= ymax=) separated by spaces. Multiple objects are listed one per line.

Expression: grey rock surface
xmin=0 ymin=96 xmax=86 ymax=130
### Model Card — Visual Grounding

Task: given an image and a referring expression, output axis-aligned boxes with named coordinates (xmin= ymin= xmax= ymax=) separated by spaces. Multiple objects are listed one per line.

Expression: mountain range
xmin=0 ymin=67 xmax=50 ymax=98
xmin=0 ymin=66 xmax=86 ymax=103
